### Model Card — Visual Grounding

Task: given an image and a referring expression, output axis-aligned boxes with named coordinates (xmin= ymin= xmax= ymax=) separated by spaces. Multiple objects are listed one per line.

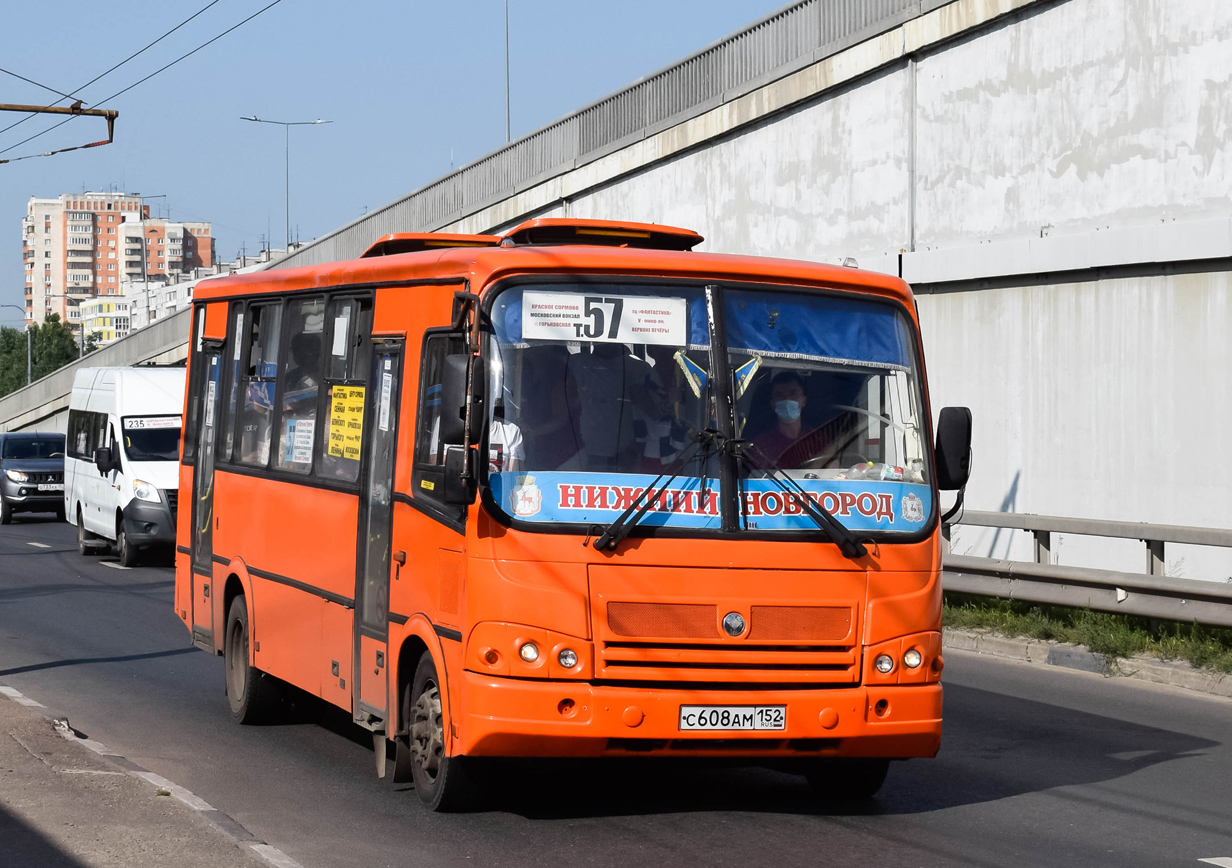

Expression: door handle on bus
xmin=393 ymin=550 xmax=406 ymax=581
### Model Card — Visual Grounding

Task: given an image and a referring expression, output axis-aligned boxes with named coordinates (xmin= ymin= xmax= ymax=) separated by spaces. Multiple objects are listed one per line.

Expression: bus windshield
xmin=484 ymin=282 xmax=932 ymax=535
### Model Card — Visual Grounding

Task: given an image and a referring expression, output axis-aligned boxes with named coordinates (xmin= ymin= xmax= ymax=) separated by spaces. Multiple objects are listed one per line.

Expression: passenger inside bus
xmin=564 ymin=342 xmax=658 ymax=472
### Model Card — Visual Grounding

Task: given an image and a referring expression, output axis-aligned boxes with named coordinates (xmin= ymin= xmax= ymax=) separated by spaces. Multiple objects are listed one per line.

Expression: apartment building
xmin=21 ymin=192 xmax=213 ymax=329
xmin=78 ymin=297 xmax=131 ymax=345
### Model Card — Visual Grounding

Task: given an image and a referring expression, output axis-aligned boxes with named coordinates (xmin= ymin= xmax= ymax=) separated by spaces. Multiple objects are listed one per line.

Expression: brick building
xmin=21 ymin=192 xmax=212 ymax=330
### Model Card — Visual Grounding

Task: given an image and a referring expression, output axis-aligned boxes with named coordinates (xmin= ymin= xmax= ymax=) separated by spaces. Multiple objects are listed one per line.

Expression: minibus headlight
xmin=5 ymin=470 xmax=28 ymax=483
xmin=903 ymin=648 xmax=923 ymax=669
xmin=874 ymin=654 xmax=895 ymax=674
xmin=131 ymin=479 xmax=160 ymax=503
xmin=519 ymin=642 xmax=539 ymax=663
xmin=557 ymin=648 xmax=578 ymax=669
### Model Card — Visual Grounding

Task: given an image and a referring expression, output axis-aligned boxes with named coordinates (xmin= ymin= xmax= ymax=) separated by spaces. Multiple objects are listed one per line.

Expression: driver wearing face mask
xmin=752 ymin=371 xmax=827 ymax=468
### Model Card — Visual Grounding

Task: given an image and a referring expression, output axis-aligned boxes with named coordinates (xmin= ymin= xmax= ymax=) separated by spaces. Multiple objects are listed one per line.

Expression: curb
xmin=0 ymin=685 xmax=306 ymax=868
xmin=942 ymin=629 xmax=1232 ymax=699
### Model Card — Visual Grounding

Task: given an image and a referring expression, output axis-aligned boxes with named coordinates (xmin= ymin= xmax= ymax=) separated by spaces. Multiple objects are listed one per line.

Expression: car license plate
xmin=679 ymin=705 xmax=786 ymax=731
xmin=37 ymin=483 xmax=63 ymax=492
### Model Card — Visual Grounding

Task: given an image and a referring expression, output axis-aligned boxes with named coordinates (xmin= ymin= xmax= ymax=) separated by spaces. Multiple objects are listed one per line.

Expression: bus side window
xmin=274 ymin=297 xmax=325 ymax=473
xmin=183 ymin=305 xmax=205 ymax=464
xmin=317 ymin=295 xmax=373 ymax=483
xmin=236 ymin=302 xmax=283 ymax=468
xmin=220 ymin=302 xmax=245 ymax=463
xmin=412 ymin=331 xmax=466 ymax=508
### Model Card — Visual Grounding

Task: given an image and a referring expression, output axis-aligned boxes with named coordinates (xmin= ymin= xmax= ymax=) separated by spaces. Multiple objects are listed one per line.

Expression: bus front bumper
xmin=458 ymin=671 xmax=941 ymax=759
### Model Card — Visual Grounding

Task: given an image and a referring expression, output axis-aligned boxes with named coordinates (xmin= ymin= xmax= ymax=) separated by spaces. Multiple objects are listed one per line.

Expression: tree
xmin=0 ymin=315 xmax=97 ymax=399
xmin=29 ymin=314 xmax=81 ymax=381
xmin=0 ymin=327 xmax=28 ymax=398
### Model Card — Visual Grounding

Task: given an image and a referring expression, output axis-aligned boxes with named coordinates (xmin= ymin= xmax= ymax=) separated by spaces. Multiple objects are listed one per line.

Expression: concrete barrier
xmin=0 ymin=308 xmax=191 ymax=433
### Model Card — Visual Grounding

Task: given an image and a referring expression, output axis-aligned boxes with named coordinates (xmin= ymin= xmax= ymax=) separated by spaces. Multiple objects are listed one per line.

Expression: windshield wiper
xmin=592 ymin=429 xmax=719 ymax=551
xmin=730 ymin=440 xmax=868 ymax=559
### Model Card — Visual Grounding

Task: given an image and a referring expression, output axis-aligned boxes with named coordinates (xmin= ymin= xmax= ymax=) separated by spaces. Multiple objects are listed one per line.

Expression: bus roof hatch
xmin=500 ymin=218 xmax=704 ymax=251
xmin=361 ymin=233 xmax=502 ymax=258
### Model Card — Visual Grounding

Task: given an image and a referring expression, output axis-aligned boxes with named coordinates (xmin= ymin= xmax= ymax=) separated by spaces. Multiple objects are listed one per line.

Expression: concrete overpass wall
xmin=0 ymin=308 xmax=189 ymax=434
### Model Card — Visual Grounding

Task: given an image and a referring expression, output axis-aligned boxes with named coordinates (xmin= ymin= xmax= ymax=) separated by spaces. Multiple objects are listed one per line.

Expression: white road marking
xmin=100 ymin=561 xmax=130 ymax=570
xmin=133 ymin=771 xmax=215 ymax=811
xmin=1199 ymin=859 xmax=1232 ymax=867
xmin=251 ymin=844 xmax=307 ymax=868
xmin=26 ymin=542 xmax=51 ymax=548
xmin=0 ymin=686 xmax=45 ymax=708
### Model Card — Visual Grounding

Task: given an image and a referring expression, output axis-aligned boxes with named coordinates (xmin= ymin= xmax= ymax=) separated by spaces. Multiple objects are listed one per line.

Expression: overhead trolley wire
xmin=0 ymin=68 xmax=78 ymax=102
xmin=0 ymin=0 xmax=223 ymax=139
xmin=0 ymin=0 xmax=284 ymax=162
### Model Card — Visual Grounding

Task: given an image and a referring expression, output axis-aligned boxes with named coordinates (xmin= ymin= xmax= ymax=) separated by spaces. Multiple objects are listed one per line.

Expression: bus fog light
xmin=874 ymin=654 xmax=895 ymax=674
xmin=903 ymin=649 xmax=923 ymax=669
xmin=519 ymin=642 xmax=540 ymax=663
xmin=557 ymin=648 xmax=578 ymax=669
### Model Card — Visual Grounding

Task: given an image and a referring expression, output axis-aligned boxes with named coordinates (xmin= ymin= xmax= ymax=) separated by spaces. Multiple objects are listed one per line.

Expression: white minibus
xmin=66 ymin=366 xmax=186 ymax=565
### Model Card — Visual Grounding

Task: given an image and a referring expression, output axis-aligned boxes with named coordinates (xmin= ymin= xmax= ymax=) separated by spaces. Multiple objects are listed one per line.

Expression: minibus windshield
xmin=483 ymin=282 xmax=932 ymax=535
xmin=121 ymin=416 xmax=182 ymax=462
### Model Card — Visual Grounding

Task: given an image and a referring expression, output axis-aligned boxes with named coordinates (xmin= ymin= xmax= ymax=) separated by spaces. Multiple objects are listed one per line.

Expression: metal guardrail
xmin=277 ymin=0 xmax=946 ymax=269
xmin=943 ymin=511 xmax=1232 ymax=628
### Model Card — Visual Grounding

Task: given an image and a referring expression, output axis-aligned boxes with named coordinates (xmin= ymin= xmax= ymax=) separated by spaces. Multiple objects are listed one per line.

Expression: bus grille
xmin=599 ymin=602 xmax=858 ymax=685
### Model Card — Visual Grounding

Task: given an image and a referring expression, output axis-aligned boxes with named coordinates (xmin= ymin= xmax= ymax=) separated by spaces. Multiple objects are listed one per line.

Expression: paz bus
xmin=174 ymin=218 xmax=971 ymax=810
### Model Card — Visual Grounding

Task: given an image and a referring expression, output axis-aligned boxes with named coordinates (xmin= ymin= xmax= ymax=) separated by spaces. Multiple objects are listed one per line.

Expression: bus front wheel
xmin=224 ymin=596 xmax=279 ymax=724
xmin=405 ymin=652 xmax=476 ymax=812
xmin=804 ymin=758 xmax=890 ymax=800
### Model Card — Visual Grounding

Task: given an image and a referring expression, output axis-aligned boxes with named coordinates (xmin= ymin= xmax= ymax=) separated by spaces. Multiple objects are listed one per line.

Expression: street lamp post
xmin=0 ymin=304 xmax=31 ymax=386
xmin=240 ymin=116 xmax=332 ymax=253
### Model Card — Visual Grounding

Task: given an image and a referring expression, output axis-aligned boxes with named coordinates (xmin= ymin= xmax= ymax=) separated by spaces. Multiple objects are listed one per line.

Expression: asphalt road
xmin=1 ymin=515 xmax=1229 ymax=868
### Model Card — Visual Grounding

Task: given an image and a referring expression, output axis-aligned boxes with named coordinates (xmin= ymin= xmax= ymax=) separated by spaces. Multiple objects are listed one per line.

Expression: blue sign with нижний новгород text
xmin=488 ymin=471 xmax=931 ymax=532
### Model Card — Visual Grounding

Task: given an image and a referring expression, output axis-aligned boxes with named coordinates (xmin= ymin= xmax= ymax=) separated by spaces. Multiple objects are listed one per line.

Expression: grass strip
xmin=943 ymin=592 xmax=1232 ymax=673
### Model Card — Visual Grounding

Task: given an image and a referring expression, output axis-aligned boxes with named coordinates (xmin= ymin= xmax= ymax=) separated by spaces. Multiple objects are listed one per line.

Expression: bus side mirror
xmin=440 ymin=354 xmax=485 ymax=445
xmin=93 ymin=447 xmax=115 ymax=475
xmin=935 ymin=407 xmax=972 ymax=491
xmin=442 ymin=445 xmax=476 ymax=505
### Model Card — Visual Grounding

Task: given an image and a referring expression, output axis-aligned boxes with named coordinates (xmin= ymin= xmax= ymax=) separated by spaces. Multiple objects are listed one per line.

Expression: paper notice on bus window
xmin=124 ymin=416 xmax=180 ymax=430
xmin=284 ymin=418 xmax=315 ymax=464
xmin=331 ymin=314 xmax=349 ymax=357
xmin=328 ymin=385 xmax=365 ymax=459
xmin=378 ymin=372 xmax=392 ymax=431
xmin=205 ymin=380 xmax=216 ymax=427
xmin=521 ymin=291 xmax=687 ymax=346
xmin=233 ymin=312 xmax=244 ymax=359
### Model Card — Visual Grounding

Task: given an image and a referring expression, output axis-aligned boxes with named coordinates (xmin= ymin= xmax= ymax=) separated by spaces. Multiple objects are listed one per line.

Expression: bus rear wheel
xmin=405 ymin=652 xmax=476 ymax=812
xmin=804 ymin=758 xmax=890 ymax=800
xmin=223 ymin=596 xmax=280 ymax=724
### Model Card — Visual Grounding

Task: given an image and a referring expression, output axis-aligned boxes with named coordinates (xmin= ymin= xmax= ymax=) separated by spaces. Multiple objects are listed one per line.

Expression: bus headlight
xmin=5 ymin=470 xmax=28 ymax=483
xmin=519 ymin=642 xmax=540 ymax=663
xmin=557 ymin=648 xmax=578 ymax=669
xmin=903 ymin=648 xmax=923 ymax=669
xmin=874 ymin=654 xmax=895 ymax=674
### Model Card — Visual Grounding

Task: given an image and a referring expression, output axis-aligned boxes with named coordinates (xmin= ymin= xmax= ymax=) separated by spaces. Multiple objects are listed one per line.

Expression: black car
xmin=0 ymin=432 xmax=66 ymax=524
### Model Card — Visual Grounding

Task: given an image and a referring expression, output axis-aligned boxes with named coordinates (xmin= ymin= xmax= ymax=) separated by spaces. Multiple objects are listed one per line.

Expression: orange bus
xmin=174 ymin=218 xmax=971 ymax=810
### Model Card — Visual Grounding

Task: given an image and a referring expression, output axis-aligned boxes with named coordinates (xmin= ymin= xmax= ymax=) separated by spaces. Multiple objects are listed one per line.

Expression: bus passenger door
xmin=190 ymin=346 xmax=223 ymax=651
xmin=354 ymin=343 xmax=402 ymax=739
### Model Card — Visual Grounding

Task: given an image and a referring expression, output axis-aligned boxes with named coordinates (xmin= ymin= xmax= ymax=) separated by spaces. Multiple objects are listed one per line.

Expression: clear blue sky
xmin=0 ymin=0 xmax=788 ymax=324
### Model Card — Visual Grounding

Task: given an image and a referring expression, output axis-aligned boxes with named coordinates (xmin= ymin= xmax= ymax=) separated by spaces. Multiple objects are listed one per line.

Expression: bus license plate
xmin=679 ymin=705 xmax=786 ymax=731
xmin=37 ymin=483 xmax=63 ymax=492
